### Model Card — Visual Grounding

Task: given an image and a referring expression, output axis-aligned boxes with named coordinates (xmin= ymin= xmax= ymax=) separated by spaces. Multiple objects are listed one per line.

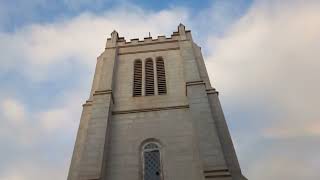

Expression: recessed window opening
xmin=133 ymin=59 xmax=142 ymax=96
xmin=143 ymin=142 xmax=161 ymax=180
xmin=132 ymin=57 xmax=167 ymax=97
xmin=156 ymin=57 xmax=167 ymax=95
xmin=145 ymin=59 xmax=155 ymax=96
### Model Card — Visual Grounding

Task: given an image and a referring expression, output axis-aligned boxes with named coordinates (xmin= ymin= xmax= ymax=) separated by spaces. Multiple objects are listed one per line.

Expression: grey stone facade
xmin=67 ymin=24 xmax=247 ymax=180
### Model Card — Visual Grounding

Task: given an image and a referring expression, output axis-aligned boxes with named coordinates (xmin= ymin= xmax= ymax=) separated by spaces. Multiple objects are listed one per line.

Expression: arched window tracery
xmin=142 ymin=142 xmax=162 ymax=180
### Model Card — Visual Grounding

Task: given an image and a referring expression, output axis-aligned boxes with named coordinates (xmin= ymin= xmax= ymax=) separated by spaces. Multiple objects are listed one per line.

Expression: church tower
xmin=67 ymin=24 xmax=247 ymax=180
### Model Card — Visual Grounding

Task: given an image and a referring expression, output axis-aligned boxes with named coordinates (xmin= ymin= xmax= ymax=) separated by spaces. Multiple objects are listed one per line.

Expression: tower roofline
xmin=105 ymin=24 xmax=191 ymax=48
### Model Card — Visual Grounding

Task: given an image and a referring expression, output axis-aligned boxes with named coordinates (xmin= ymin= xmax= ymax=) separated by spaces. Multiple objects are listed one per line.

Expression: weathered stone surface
xmin=67 ymin=24 xmax=247 ymax=180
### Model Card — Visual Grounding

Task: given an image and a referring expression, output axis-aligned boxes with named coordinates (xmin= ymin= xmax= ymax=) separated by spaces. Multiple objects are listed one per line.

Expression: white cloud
xmin=1 ymin=98 xmax=26 ymax=125
xmin=0 ymin=160 xmax=68 ymax=180
xmin=204 ymin=1 xmax=320 ymax=179
xmin=0 ymin=98 xmax=33 ymax=145
xmin=0 ymin=89 xmax=85 ymax=179
xmin=38 ymin=90 xmax=85 ymax=132
xmin=206 ymin=0 xmax=320 ymax=138
xmin=0 ymin=6 xmax=188 ymax=81
xmin=1 ymin=1 xmax=320 ymax=180
xmin=0 ymin=76 xmax=90 ymax=142
xmin=0 ymin=6 xmax=187 ymax=180
xmin=249 ymin=149 xmax=320 ymax=180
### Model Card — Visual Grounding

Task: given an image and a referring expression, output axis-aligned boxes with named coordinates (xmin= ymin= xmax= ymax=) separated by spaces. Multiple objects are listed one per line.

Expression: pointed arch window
xmin=133 ymin=59 xmax=142 ymax=96
xmin=145 ymin=58 xmax=155 ymax=96
xmin=156 ymin=57 xmax=167 ymax=95
xmin=142 ymin=142 xmax=162 ymax=180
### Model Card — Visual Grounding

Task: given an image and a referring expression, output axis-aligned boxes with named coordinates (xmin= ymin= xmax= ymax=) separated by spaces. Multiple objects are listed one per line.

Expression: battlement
xmin=106 ymin=23 xmax=191 ymax=48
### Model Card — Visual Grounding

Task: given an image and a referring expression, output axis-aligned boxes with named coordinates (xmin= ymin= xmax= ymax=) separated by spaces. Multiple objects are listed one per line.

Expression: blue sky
xmin=1 ymin=0 xmax=320 ymax=180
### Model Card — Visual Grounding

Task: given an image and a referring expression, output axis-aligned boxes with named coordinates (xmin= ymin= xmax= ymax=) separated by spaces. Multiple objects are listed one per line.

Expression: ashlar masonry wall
xmin=67 ymin=24 xmax=247 ymax=180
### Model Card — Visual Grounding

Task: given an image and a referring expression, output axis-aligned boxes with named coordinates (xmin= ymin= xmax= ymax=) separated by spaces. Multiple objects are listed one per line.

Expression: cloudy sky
xmin=0 ymin=0 xmax=319 ymax=179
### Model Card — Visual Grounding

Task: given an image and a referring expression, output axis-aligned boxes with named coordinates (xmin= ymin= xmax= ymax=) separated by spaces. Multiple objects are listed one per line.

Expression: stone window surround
xmin=141 ymin=141 xmax=163 ymax=180
xmin=133 ymin=57 xmax=167 ymax=97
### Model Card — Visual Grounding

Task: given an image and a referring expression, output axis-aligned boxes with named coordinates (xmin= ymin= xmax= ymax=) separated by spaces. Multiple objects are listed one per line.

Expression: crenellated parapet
xmin=105 ymin=23 xmax=191 ymax=48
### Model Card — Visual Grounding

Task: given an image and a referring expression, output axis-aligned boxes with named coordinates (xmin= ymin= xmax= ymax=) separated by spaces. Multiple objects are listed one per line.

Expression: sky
xmin=0 ymin=0 xmax=319 ymax=179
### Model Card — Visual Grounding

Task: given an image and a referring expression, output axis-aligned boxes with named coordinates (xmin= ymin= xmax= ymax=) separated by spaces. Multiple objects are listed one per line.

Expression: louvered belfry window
xmin=143 ymin=142 xmax=161 ymax=180
xmin=133 ymin=57 xmax=167 ymax=97
xmin=133 ymin=59 xmax=142 ymax=96
xmin=156 ymin=58 xmax=167 ymax=95
xmin=145 ymin=59 xmax=155 ymax=96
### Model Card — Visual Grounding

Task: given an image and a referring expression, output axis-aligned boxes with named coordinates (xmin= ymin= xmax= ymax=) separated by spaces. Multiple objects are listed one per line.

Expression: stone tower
xmin=67 ymin=24 xmax=247 ymax=180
